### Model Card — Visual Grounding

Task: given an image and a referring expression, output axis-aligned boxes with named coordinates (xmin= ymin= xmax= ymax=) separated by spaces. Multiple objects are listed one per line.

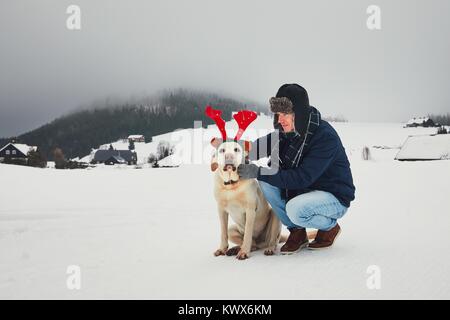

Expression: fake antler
xmin=233 ymin=110 xmax=257 ymax=140
xmin=205 ymin=105 xmax=227 ymax=141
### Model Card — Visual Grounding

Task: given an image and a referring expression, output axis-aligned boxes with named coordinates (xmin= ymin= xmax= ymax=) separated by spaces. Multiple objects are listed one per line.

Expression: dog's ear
xmin=210 ymin=152 xmax=219 ymax=172
xmin=210 ymin=137 xmax=223 ymax=149
xmin=211 ymin=151 xmax=219 ymax=172
xmin=210 ymin=161 xmax=219 ymax=172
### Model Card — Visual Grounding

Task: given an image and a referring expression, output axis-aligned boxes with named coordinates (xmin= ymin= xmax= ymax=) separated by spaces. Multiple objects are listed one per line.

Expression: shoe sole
xmin=308 ymin=228 xmax=341 ymax=251
xmin=280 ymin=241 xmax=309 ymax=255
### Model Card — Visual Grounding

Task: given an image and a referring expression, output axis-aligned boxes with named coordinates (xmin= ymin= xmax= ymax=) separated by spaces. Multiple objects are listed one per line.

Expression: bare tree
xmin=53 ymin=147 xmax=67 ymax=169
xmin=147 ymin=153 xmax=157 ymax=164
xmin=157 ymin=141 xmax=174 ymax=160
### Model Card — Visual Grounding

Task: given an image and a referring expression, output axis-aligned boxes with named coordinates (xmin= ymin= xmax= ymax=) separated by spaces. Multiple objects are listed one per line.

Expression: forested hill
xmin=0 ymin=89 xmax=264 ymax=159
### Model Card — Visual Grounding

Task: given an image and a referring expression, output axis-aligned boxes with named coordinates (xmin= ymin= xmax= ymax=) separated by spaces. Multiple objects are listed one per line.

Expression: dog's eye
xmin=234 ymin=148 xmax=240 ymax=152
xmin=219 ymin=149 xmax=225 ymax=153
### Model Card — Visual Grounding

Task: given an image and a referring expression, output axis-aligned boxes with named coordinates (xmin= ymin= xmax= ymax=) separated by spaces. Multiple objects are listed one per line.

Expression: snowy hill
xmin=79 ymin=112 xmax=275 ymax=166
xmin=1 ymin=121 xmax=449 ymax=299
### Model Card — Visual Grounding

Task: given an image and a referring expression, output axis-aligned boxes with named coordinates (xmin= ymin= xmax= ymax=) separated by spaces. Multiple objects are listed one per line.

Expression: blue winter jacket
xmin=255 ymin=120 xmax=356 ymax=208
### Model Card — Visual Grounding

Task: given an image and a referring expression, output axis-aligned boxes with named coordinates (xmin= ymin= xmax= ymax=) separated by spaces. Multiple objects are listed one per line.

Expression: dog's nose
xmin=224 ymin=153 xmax=234 ymax=162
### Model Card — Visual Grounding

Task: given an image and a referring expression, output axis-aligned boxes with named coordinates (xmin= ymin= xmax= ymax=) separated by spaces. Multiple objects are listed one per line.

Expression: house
xmin=395 ymin=134 xmax=450 ymax=161
xmin=128 ymin=135 xmax=145 ymax=143
xmin=0 ymin=142 xmax=37 ymax=163
xmin=104 ymin=155 xmax=127 ymax=165
xmin=91 ymin=150 xmax=137 ymax=165
xmin=405 ymin=117 xmax=437 ymax=128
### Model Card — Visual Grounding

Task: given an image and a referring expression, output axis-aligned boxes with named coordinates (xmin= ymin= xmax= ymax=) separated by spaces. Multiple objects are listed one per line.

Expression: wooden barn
xmin=128 ymin=135 xmax=145 ymax=143
xmin=0 ymin=142 xmax=37 ymax=163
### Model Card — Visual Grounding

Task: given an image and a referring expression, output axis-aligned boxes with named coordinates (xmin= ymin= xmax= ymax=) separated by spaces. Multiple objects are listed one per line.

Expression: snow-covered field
xmin=1 ymin=121 xmax=450 ymax=299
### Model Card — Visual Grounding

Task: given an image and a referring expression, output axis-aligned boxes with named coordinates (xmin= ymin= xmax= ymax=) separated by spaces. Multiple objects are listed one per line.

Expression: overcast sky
xmin=1 ymin=0 xmax=449 ymax=137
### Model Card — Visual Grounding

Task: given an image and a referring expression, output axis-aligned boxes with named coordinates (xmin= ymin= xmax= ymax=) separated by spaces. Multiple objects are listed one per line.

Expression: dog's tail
xmin=279 ymin=230 xmax=318 ymax=243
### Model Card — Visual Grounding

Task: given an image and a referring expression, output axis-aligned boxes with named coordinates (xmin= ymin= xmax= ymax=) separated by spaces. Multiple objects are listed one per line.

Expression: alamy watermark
xmin=367 ymin=5 xmax=381 ymax=30
xmin=366 ymin=265 xmax=381 ymax=290
xmin=168 ymin=121 xmax=280 ymax=175
xmin=66 ymin=265 xmax=81 ymax=290
xmin=66 ymin=5 xmax=81 ymax=30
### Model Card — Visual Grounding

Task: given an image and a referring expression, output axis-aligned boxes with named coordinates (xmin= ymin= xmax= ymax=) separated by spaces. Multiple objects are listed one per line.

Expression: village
xmin=0 ymin=115 xmax=448 ymax=170
xmin=0 ymin=133 xmax=174 ymax=169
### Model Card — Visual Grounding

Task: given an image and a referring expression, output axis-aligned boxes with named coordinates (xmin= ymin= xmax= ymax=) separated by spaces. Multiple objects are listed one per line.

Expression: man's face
xmin=277 ymin=112 xmax=295 ymax=132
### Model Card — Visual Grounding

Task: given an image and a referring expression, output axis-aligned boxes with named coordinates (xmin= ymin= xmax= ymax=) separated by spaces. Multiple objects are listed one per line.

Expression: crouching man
xmin=238 ymin=83 xmax=356 ymax=254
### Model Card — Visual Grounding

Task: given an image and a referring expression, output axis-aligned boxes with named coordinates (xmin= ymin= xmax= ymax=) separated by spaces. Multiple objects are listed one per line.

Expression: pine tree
xmin=437 ymin=126 xmax=448 ymax=134
xmin=27 ymin=149 xmax=47 ymax=168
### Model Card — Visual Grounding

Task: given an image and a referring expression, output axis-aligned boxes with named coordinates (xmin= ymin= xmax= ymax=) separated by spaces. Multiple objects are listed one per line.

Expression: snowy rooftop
xmin=395 ymin=134 xmax=450 ymax=160
xmin=406 ymin=117 xmax=430 ymax=125
xmin=0 ymin=143 xmax=37 ymax=155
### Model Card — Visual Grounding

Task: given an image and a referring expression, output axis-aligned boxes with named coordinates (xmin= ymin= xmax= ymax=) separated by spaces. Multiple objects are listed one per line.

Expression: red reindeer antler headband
xmin=205 ymin=106 xmax=227 ymax=141
xmin=205 ymin=106 xmax=257 ymax=141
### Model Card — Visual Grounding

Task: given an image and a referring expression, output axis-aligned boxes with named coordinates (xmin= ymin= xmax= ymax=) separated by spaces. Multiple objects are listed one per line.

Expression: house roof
xmin=395 ymin=134 xmax=450 ymax=160
xmin=406 ymin=117 xmax=431 ymax=125
xmin=93 ymin=150 xmax=136 ymax=162
xmin=106 ymin=155 xmax=127 ymax=163
xmin=0 ymin=143 xmax=37 ymax=156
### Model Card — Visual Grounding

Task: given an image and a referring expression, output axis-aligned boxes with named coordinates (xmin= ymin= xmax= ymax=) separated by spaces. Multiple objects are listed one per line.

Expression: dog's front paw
xmin=214 ymin=248 xmax=228 ymax=256
xmin=264 ymin=248 xmax=275 ymax=256
xmin=236 ymin=250 xmax=249 ymax=260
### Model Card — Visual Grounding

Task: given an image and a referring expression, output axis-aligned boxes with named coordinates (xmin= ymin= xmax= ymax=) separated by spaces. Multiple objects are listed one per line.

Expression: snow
xmin=395 ymin=134 xmax=450 ymax=160
xmin=1 ymin=121 xmax=450 ymax=299
xmin=128 ymin=135 xmax=144 ymax=139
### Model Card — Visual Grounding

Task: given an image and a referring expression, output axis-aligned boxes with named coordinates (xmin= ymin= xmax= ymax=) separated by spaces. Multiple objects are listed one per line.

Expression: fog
xmin=1 ymin=0 xmax=449 ymax=136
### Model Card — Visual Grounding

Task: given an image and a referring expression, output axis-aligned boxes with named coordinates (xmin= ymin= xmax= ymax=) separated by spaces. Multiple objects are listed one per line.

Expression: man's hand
xmin=237 ymin=163 xmax=260 ymax=180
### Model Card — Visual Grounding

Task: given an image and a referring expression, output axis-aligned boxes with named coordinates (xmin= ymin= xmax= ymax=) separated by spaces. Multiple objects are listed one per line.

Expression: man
xmin=237 ymin=83 xmax=355 ymax=254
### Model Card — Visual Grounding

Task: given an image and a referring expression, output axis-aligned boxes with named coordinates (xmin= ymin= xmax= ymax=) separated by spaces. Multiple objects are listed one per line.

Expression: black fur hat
xmin=269 ymin=97 xmax=294 ymax=114
xmin=269 ymin=83 xmax=310 ymax=114
xmin=270 ymin=84 xmax=312 ymax=134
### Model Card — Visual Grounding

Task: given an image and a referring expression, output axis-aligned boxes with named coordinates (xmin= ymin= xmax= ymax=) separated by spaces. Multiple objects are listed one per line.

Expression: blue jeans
xmin=259 ymin=181 xmax=348 ymax=231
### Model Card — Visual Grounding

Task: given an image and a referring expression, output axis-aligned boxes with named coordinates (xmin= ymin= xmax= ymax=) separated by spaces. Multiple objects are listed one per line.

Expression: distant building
xmin=0 ymin=142 xmax=37 ymax=163
xmin=395 ymin=134 xmax=450 ymax=161
xmin=405 ymin=117 xmax=437 ymax=128
xmin=91 ymin=150 xmax=137 ymax=165
xmin=104 ymin=155 xmax=127 ymax=165
xmin=128 ymin=135 xmax=145 ymax=143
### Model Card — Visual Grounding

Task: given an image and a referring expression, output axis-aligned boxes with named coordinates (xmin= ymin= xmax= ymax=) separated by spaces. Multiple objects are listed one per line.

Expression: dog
xmin=210 ymin=138 xmax=283 ymax=260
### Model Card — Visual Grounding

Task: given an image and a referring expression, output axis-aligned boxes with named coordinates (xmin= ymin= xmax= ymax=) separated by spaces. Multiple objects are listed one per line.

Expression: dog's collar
xmin=223 ymin=179 xmax=239 ymax=186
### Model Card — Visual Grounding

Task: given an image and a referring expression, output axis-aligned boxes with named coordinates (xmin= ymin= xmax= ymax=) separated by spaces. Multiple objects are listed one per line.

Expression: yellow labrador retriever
xmin=210 ymin=138 xmax=282 ymax=260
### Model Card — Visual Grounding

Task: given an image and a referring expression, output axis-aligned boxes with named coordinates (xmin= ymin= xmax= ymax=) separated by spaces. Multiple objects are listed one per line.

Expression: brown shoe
xmin=308 ymin=224 xmax=341 ymax=250
xmin=280 ymin=227 xmax=309 ymax=255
